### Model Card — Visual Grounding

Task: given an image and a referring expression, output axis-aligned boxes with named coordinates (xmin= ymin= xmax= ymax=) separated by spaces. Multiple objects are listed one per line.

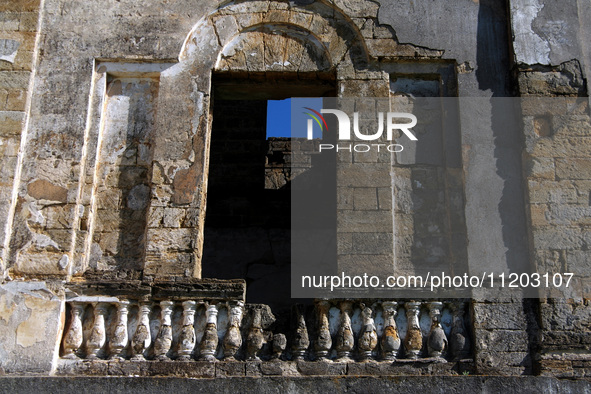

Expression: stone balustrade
xmin=61 ymin=288 xmax=471 ymax=362
xmin=62 ymin=297 xmax=248 ymax=361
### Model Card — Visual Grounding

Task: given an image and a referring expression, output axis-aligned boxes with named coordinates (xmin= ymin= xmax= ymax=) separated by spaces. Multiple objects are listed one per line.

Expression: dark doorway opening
xmin=202 ymin=73 xmax=336 ymax=325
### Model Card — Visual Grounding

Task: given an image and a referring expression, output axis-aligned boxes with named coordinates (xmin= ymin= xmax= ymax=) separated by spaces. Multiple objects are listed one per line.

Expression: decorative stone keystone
xmin=86 ymin=303 xmax=108 ymax=360
xmin=381 ymin=301 xmax=400 ymax=361
xmin=109 ymin=300 xmax=130 ymax=360
xmin=404 ymin=301 xmax=422 ymax=360
xmin=62 ymin=302 xmax=85 ymax=359
xmin=154 ymin=300 xmax=174 ymax=360
xmin=177 ymin=301 xmax=197 ymax=361
xmin=199 ymin=303 xmax=219 ymax=361
xmin=358 ymin=303 xmax=378 ymax=361
xmin=246 ymin=307 xmax=265 ymax=361
xmin=223 ymin=301 xmax=244 ymax=360
xmin=449 ymin=301 xmax=471 ymax=360
xmin=427 ymin=301 xmax=447 ymax=359
xmin=131 ymin=303 xmax=152 ymax=360
xmin=314 ymin=300 xmax=332 ymax=361
xmin=335 ymin=301 xmax=354 ymax=362
xmin=291 ymin=305 xmax=309 ymax=360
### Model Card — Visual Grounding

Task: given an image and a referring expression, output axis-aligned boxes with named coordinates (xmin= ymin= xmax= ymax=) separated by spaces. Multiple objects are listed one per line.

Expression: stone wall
xmin=518 ymin=63 xmax=591 ymax=377
xmin=0 ymin=0 xmax=40 ymax=275
xmin=0 ymin=0 xmax=589 ymax=383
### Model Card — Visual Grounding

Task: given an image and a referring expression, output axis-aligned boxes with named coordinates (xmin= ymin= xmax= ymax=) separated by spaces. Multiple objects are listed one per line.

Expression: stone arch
xmin=144 ymin=0 xmax=370 ymax=279
xmin=179 ymin=0 xmax=369 ymax=72
xmin=215 ymin=23 xmax=332 ymax=73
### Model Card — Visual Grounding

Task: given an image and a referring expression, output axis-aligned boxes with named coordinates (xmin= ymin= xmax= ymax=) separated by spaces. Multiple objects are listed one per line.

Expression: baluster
xmin=62 ymin=302 xmax=85 ymax=359
xmin=404 ymin=301 xmax=422 ymax=359
xmin=223 ymin=301 xmax=244 ymax=360
xmin=381 ymin=301 xmax=401 ymax=361
xmin=177 ymin=300 xmax=197 ymax=361
xmin=86 ymin=302 xmax=108 ymax=360
xmin=291 ymin=305 xmax=309 ymax=361
xmin=358 ymin=303 xmax=378 ymax=361
xmin=246 ymin=307 xmax=265 ymax=361
xmin=314 ymin=300 xmax=332 ymax=361
xmin=154 ymin=300 xmax=174 ymax=360
xmin=335 ymin=301 xmax=354 ymax=362
xmin=109 ymin=300 xmax=130 ymax=360
xmin=271 ymin=333 xmax=287 ymax=361
xmin=427 ymin=301 xmax=447 ymax=359
xmin=449 ymin=301 xmax=471 ymax=360
xmin=131 ymin=302 xmax=152 ymax=360
xmin=199 ymin=303 xmax=219 ymax=361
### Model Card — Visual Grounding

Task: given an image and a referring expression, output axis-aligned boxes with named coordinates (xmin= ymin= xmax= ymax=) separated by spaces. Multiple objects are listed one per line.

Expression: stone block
xmin=337 ymin=254 xmax=394 ymax=277
xmin=185 ymin=361 xmax=215 ymax=378
xmin=473 ymin=329 xmax=529 ymax=352
xmin=17 ymin=11 xmax=37 ymax=31
xmin=472 ymin=302 xmax=527 ymax=330
xmin=44 ymin=205 xmax=74 ymax=229
xmin=0 ymin=11 xmax=19 ymax=30
xmin=14 ymin=248 xmax=70 ymax=276
xmin=533 ymin=227 xmax=585 ymax=250
xmin=162 ymin=208 xmax=184 ymax=228
xmin=377 ymin=187 xmax=392 ymax=210
xmin=353 ymin=147 xmax=379 ymax=163
xmin=0 ymin=0 xmax=39 ymax=12
xmin=556 ymin=158 xmax=591 ymax=180
xmin=296 ymin=360 xmax=346 ymax=376
xmin=524 ymin=157 xmax=555 ymax=180
xmin=334 ymin=0 xmax=379 ymax=18
xmin=0 ymin=135 xmax=19 ymax=157
xmin=529 ymin=204 xmax=550 ymax=227
xmin=548 ymin=205 xmax=591 ymax=226
xmin=0 ymin=281 xmax=64 ymax=373
xmin=106 ymin=360 xmax=144 ymax=376
xmin=351 ymin=232 xmax=393 ymax=254
xmin=339 ymin=78 xmax=390 ymax=97
xmin=337 ymin=232 xmax=352 ymax=255
xmin=553 ymin=115 xmax=591 ymax=138
xmin=0 ymin=38 xmax=20 ymax=66
xmin=0 ymin=110 xmax=24 ymax=136
xmin=0 ymin=155 xmax=17 ymax=180
xmin=260 ymin=361 xmax=299 ymax=376
xmin=146 ymin=228 xmax=196 ymax=252
xmin=476 ymin=350 xmax=530 ymax=373
xmin=0 ymin=70 xmax=29 ymax=89
xmin=337 ymin=187 xmax=353 ymax=210
xmin=337 ymin=210 xmax=393 ymax=233
xmin=353 ymin=187 xmax=378 ymax=210
xmin=565 ymin=250 xmax=591 ymax=275
xmin=527 ymin=180 xmax=577 ymax=204
xmin=245 ymin=360 xmax=262 ymax=377
xmin=215 ymin=361 xmax=245 ymax=377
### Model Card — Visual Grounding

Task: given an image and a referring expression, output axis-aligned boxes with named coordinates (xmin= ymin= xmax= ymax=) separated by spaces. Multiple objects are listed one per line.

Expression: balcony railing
xmin=60 ymin=281 xmax=471 ymax=364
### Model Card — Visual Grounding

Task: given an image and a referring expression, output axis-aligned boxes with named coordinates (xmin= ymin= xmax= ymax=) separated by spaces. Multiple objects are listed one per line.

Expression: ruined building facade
xmin=0 ymin=0 xmax=590 ymax=391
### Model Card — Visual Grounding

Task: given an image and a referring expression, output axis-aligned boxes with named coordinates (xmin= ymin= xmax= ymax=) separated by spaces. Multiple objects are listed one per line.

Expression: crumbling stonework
xmin=0 ymin=0 xmax=590 ymax=391
xmin=0 ymin=0 xmax=40 ymax=273
xmin=518 ymin=61 xmax=591 ymax=378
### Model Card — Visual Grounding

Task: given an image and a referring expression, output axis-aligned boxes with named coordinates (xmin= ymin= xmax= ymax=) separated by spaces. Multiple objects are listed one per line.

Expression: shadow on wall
xmin=476 ymin=0 xmax=530 ymax=276
xmin=201 ymin=99 xmax=293 ymax=323
xmin=88 ymin=78 xmax=156 ymax=279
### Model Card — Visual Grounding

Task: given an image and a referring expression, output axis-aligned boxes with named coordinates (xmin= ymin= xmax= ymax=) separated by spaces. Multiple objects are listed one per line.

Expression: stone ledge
xmin=0 ymin=376 xmax=590 ymax=394
xmin=65 ymin=279 xmax=246 ymax=302
xmin=55 ymin=359 xmax=475 ymax=378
